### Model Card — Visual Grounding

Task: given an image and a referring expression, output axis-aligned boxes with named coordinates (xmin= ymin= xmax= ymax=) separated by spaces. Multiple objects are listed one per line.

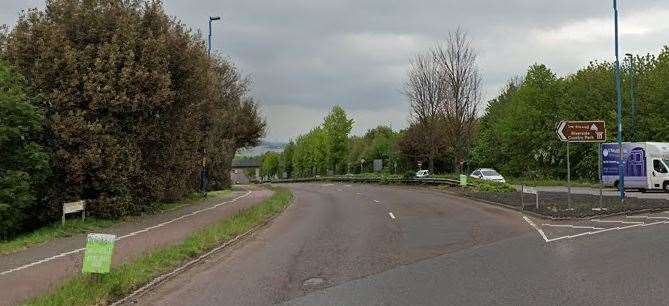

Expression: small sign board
xmin=82 ymin=233 xmax=116 ymax=274
xmin=523 ymin=187 xmax=538 ymax=195
xmin=62 ymin=200 xmax=85 ymax=225
xmin=63 ymin=200 xmax=85 ymax=214
xmin=556 ymin=120 xmax=606 ymax=142
xmin=373 ymin=159 xmax=383 ymax=172
xmin=459 ymin=174 xmax=468 ymax=187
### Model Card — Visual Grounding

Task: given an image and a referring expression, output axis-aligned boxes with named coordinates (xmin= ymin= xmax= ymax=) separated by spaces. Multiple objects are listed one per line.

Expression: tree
xmin=433 ymin=29 xmax=482 ymax=171
xmin=260 ymin=152 xmax=281 ymax=179
xmin=404 ymin=28 xmax=482 ymax=172
xmin=0 ymin=61 xmax=50 ymax=238
xmin=2 ymin=0 xmax=263 ymax=219
xmin=322 ymin=105 xmax=353 ymax=174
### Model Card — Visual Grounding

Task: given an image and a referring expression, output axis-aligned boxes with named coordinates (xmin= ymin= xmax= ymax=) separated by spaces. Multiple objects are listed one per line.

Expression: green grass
xmin=0 ymin=218 xmax=115 ymax=255
xmin=506 ymin=178 xmax=599 ymax=188
xmin=24 ymin=187 xmax=293 ymax=306
xmin=0 ymin=190 xmax=232 ymax=256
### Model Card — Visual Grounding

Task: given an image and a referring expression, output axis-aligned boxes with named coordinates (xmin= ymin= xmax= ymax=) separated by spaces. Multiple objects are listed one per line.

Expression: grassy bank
xmin=25 ymin=187 xmax=292 ymax=306
xmin=0 ymin=190 xmax=231 ymax=256
xmin=506 ymin=178 xmax=598 ymax=188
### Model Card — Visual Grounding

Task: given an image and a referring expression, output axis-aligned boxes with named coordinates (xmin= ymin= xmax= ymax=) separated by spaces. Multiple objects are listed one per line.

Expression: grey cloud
xmin=2 ymin=0 xmax=668 ymax=141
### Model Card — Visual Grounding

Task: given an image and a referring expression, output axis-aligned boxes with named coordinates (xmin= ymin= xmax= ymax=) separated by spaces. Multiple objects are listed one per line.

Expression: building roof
xmin=231 ymin=159 xmax=261 ymax=168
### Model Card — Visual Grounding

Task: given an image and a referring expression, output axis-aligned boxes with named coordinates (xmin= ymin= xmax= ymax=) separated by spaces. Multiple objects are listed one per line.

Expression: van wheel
xmin=640 ymin=188 xmax=647 ymax=193
xmin=664 ymin=182 xmax=669 ymax=193
xmin=614 ymin=181 xmax=619 ymax=189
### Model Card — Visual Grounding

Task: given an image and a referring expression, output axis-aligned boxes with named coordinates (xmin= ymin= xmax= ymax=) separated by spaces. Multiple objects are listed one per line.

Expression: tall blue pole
xmin=613 ymin=0 xmax=625 ymax=201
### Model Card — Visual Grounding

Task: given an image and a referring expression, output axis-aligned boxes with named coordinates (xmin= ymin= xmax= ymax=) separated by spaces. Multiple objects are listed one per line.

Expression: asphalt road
xmin=132 ymin=183 xmax=669 ymax=305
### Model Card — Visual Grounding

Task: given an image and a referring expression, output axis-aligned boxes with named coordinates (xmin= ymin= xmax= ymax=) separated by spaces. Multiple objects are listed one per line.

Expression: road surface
xmin=129 ymin=183 xmax=669 ymax=305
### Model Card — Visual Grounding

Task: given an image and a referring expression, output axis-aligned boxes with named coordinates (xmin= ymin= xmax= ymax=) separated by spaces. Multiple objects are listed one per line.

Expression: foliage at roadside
xmin=467 ymin=178 xmax=515 ymax=193
xmin=0 ymin=60 xmax=50 ymax=239
xmin=0 ymin=190 xmax=231 ymax=255
xmin=0 ymin=0 xmax=264 ymax=237
xmin=24 ymin=187 xmax=292 ymax=306
xmin=473 ymin=48 xmax=669 ymax=180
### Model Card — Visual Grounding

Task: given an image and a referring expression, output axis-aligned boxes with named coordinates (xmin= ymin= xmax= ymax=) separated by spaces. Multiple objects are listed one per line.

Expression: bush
xmin=0 ymin=61 xmax=50 ymax=239
xmin=3 ymin=0 xmax=264 ymax=221
xmin=469 ymin=178 xmax=515 ymax=193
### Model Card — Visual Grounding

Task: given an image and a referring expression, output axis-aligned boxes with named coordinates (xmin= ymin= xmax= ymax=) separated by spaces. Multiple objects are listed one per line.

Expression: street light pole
xmin=201 ymin=16 xmax=221 ymax=196
xmin=208 ymin=16 xmax=221 ymax=56
xmin=625 ymin=53 xmax=636 ymax=140
xmin=613 ymin=0 xmax=625 ymax=202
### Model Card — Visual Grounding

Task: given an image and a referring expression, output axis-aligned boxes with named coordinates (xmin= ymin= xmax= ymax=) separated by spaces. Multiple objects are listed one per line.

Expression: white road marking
xmin=336 ymin=189 xmax=343 ymax=192
xmin=591 ymin=219 xmax=644 ymax=225
xmin=389 ymin=212 xmax=396 ymax=219
xmin=356 ymin=192 xmax=362 ymax=195
xmin=373 ymin=200 xmax=380 ymax=203
xmin=522 ymin=216 xmax=549 ymax=242
xmin=0 ymin=189 xmax=253 ymax=277
xmin=541 ymin=224 xmax=605 ymax=230
xmin=626 ymin=215 xmax=669 ymax=220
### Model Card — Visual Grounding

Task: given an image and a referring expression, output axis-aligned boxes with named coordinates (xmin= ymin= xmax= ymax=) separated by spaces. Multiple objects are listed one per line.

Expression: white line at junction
xmin=389 ymin=212 xmax=396 ymax=219
xmin=541 ymin=224 xmax=604 ymax=230
xmin=0 ymin=189 xmax=253 ymax=277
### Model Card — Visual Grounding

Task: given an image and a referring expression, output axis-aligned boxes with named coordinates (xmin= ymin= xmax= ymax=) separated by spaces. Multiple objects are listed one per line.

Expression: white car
xmin=415 ymin=170 xmax=430 ymax=178
xmin=470 ymin=168 xmax=506 ymax=183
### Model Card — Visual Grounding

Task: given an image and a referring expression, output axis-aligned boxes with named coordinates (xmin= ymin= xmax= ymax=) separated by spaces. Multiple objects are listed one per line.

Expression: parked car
xmin=470 ymin=168 xmax=506 ymax=183
xmin=415 ymin=170 xmax=430 ymax=178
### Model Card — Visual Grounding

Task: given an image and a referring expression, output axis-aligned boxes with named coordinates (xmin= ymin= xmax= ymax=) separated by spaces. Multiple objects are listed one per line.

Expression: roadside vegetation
xmin=256 ymin=39 xmax=669 ymax=187
xmin=0 ymin=0 xmax=264 ymax=240
xmin=25 ymin=187 xmax=292 ymax=306
xmin=0 ymin=190 xmax=231 ymax=255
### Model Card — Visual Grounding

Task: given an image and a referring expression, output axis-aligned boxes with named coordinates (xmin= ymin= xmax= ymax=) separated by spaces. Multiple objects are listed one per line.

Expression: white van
xmin=601 ymin=142 xmax=669 ymax=192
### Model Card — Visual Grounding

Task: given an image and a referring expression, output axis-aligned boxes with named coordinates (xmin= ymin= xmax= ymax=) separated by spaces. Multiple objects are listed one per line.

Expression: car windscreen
xmin=482 ymin=170 xmax=500 ymax=176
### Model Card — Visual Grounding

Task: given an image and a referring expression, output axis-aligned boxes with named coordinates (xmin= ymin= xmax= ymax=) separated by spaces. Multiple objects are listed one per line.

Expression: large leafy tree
xmin=2 ymin=0 xmax=263 ymax=218
xmin=0 ymin=61 xmax=50 ymax=238
xmin=322 ymin=105 xmax=353 ymax=174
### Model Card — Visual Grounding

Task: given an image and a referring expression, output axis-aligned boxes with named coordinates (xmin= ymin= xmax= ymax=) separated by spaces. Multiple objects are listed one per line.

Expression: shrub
xmin=0 ymin=61 xmax=50 ymax=239
xmin=469 ymin=178 xmax=515 ymax=193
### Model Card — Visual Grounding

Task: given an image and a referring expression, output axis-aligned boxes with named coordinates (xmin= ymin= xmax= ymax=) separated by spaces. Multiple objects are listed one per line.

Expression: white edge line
xmin=522 ymin=216 xmax=549 ymax=242
xmin=0 ymin=189 xmax=253 ymax=277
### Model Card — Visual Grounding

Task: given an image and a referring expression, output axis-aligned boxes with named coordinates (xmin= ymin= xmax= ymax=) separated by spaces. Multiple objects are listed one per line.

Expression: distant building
xmin=231 ymin=159 xmax=261 ymax=184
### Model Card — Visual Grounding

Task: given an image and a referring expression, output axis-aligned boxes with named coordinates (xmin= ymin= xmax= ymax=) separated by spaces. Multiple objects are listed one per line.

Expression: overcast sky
xmin=2 ymin=1 xmax=669 ymax=142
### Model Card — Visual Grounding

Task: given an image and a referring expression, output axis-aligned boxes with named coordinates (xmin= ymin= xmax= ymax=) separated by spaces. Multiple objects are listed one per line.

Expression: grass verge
xmin=24 ymin=187 xmax=292 ymax=306
xmin=0 ymin=190 xmax=232 ymax=256
xmin=506 ymin=178 xmax=598 ymax=188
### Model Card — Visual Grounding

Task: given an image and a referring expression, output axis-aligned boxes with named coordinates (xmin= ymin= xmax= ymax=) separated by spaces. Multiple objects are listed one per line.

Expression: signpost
xmin=556 ymin=120 xmax=606 ymax=210
xmin=459 ymin=174 xmax=468 ymax=187
xmin=62 ymin=200 xmax=85 ymax=226
xmin=82 ymin=233 xmax=116 ymax=274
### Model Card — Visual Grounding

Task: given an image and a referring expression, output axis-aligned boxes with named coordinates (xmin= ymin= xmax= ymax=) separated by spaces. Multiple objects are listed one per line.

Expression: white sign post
xmin=62 ymin=200 xmax=86 ymax=226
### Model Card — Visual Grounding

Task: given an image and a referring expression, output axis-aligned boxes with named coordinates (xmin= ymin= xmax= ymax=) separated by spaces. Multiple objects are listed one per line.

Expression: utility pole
xmin=613 ymin=0 xmax=625 ymax=202
xmin=625 ymin=53 xmax=636 ymax=140
xmin=201 ymin=16 xmax=221 ymax=196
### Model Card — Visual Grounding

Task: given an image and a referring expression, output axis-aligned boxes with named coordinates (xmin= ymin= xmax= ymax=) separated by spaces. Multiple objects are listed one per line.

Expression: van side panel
xmin=601 ymin=143 xmax=647 ymax=188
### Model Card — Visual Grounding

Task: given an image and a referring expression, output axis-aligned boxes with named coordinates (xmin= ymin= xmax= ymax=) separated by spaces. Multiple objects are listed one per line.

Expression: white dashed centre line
xmin=388 ymin=212 xmax=396 ymax=219
xmin=373 ymin=200 xmax=380 ymax=203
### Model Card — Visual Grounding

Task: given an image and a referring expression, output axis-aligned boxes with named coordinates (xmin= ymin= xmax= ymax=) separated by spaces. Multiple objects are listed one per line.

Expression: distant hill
xmin=237 ymin=141 xmax=287 ymax=157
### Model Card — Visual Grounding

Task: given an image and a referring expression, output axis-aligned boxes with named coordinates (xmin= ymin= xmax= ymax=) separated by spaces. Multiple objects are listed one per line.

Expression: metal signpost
xmin=62 ymin=200 xmax=86 ymax=226
xmin=82 ymin=233 xmax=116 ymax=274
xmin=556 ymin=120 xmax=606 ymax=210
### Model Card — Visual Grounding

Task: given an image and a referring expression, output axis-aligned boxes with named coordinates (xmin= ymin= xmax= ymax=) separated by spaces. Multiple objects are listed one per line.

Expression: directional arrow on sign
xmin=556 ymin=120 xmax=606 ymax=143
xmin=556 ymin=121 xmax=567 ymax=141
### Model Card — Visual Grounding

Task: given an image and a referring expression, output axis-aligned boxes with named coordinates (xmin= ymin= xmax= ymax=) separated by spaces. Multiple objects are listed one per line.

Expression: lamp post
xmin=613 ymin=0 xmax=625 ymax=201
xmin=625 ymin=53 xmax=636 ymax=140
xmin=201 ymin=16 xmax=220 ymax=196
xmin=208 ymin=16 xmax=221 ymax=56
